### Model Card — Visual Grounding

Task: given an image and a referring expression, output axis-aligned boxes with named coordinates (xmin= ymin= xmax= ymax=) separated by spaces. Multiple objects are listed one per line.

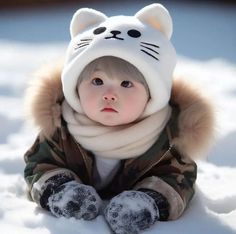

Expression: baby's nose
xmin=103 ymin=93 xmax=117 ymax=102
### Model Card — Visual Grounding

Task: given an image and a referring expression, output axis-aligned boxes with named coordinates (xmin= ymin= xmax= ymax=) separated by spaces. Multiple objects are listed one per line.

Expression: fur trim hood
xmin=25 ymin=62 xmax=215 ymax=159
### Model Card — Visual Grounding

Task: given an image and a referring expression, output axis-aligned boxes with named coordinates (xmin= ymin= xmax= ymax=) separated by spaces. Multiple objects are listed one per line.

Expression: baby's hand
xmin=48 ymin=181 xmax=102 ymax=220
xmin=104 ymin=190 xmax=159 ymax=234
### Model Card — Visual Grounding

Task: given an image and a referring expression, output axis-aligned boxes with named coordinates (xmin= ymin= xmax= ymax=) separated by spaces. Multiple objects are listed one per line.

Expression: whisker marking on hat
xmin=140 ymin=45 xmax=159 ymax=55
xmin=80 ymin=38 xmax=93 ymax=42
xmin=140 ymin=42 xmax=160 ymax=48
xmin=75 ymin=43 xmax=90 ymax=50
xmin=140 ymin=49 xmax=159 ymax=61
xmin=77 ymin=42 xmax=90 ymax=46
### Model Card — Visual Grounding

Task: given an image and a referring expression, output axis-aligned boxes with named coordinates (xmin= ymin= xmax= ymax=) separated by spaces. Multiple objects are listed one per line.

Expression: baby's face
xmin=78 ymin=70 xmax=148 ymax=126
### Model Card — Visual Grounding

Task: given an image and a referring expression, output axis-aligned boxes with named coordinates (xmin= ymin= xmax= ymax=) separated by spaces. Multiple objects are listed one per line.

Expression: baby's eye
xmin=92 ymin=78 xmax=103 ymax=86
xmin=121 ymin=80 xmax=133 ymax=88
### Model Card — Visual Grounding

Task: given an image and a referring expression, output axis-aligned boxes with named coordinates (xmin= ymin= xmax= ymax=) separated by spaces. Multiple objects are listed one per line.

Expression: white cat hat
xmin=62 ymin=3 xmax=177 ymax=117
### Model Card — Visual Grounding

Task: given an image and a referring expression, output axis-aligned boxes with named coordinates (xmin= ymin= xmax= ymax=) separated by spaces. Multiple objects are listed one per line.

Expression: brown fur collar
xmin=25 ymin=62 xmax=215 ymax=159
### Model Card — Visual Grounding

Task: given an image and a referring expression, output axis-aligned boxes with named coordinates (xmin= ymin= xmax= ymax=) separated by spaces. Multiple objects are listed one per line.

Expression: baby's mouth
xmin=101 ymin=107 xmax=118 ymax=113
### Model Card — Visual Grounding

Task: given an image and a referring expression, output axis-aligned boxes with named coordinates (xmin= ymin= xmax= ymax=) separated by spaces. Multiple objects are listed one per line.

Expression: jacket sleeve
xmin=24 ymin=130 xmax=81 ymax=208
xmin=134 ymin=146 xmax=197 ymax=220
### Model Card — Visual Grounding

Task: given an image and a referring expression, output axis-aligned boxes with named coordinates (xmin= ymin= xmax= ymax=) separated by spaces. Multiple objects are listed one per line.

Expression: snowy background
xmin=0 ymin=1 xmax=236 ymax=233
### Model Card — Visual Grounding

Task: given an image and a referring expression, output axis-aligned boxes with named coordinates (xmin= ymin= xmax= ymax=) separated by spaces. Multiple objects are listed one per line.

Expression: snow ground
xmin=0 ymin=1 xmax=236 ymax=233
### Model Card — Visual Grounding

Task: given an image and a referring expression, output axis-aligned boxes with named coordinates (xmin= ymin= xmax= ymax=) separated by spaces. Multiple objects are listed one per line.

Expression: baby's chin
xmin=85 ymin=110 xmax=143 ymax=126
xmin=95 ymin=117 xmax=141 ymax=127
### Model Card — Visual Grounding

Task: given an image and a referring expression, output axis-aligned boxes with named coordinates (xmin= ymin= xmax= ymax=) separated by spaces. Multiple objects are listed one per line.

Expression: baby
xmin=24 ymin=3 xmax=215 ymax=234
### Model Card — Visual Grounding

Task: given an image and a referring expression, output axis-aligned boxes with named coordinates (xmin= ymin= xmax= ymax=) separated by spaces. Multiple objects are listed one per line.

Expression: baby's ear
xmin=70 ymin=8 xmax=107 ymax=38
xmin=135 ymin=3 xmax=173 ymax=40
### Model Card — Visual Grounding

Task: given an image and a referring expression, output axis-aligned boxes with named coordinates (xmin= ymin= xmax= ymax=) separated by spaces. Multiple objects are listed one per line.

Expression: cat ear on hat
xmin=70 ymin=8 xmax=107 ymax=38
xmin=135 ymin=3 xmax=173 ymax=40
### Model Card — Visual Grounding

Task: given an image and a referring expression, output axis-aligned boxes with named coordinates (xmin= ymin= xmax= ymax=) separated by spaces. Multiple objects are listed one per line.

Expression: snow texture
xmin=1 ymin=2 xmax=236 ymax=234
xmin=48 ymin=181 xmax=102 ymax=220
xmin=104 ymin=191 xmax=159 ymax=234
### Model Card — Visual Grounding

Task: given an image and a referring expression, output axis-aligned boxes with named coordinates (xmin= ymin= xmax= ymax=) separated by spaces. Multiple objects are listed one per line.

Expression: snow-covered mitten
xmin=104 ymin=190 xmax=168 ymax=234
xmin=47 ymin=181 xmax=102 ymax=220
xmin=138 ymin=188 xmax=169 ymax=221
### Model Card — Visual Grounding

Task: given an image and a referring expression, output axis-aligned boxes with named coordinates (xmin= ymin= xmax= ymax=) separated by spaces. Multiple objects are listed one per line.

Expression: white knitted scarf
xmin=62 ymin=100 xmax=171 ymax=159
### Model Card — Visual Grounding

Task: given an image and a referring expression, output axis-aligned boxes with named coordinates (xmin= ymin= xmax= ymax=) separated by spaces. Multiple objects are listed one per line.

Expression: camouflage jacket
xmin=24 ymin=64 xmax=215 ymax=220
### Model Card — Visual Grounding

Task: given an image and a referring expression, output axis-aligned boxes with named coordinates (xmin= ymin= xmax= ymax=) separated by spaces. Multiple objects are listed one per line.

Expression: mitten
xmin=104 ymin=190 xmax=160 ymax=234
xmin=138 ymin=188 xmax=169 ymax=221
xmin=47 ymin=181 xmax=102 ymax=220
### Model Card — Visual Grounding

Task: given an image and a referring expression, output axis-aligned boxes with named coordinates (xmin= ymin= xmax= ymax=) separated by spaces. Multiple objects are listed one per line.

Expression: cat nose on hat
xmin=110 ymin=30 xmax=121 ymax=36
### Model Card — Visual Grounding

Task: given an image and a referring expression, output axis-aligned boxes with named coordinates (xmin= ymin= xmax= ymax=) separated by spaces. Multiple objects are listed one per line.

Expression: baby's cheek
xmin=80 ymin=96 xmax=95 ymax=116
xmin=123 ymin=99 xmax=144 ymax=120
xmin=123 ymin=99 xmax=133 ymax=111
